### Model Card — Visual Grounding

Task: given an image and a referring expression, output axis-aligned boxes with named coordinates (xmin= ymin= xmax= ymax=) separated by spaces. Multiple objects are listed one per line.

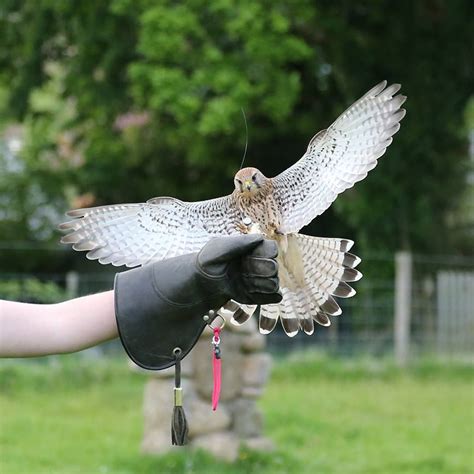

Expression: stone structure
xmin=130 ymin=311 xmax=274 ymax=461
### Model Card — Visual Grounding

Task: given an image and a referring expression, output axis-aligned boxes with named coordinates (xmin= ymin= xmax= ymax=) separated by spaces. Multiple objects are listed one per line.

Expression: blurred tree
xmin=314 ymin=0 xmax=474 ymax=255
xmin=0 ymin=0 xmax=472 ymax=274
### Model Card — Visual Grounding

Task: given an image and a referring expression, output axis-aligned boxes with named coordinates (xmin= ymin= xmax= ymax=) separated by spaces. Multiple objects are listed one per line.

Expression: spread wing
xmin=273 ymin=81 xmax=406 ymax=233
xmin=59 ymin=195 xmax=243 ymax=267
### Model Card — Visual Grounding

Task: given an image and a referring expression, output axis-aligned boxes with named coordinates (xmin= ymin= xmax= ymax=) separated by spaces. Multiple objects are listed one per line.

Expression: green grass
xmin=0 ymin=353 xmax=473 ymax=474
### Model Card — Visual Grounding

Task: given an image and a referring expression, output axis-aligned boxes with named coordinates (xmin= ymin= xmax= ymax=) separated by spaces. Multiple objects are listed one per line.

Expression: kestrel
xmin=60 ymin=81 xmax=406 ymax=337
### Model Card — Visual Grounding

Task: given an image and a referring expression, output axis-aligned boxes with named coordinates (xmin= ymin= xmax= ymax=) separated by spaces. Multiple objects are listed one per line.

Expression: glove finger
xmin=201 ymin=235 xmax=264 ymax=264
xmin=244 ymin=276 xmax=280 ymax=294
xmin=249 ymin=239 xmax=278 ymax=259
xmin=232 ymin=290 xmax=282 ymax=305
xmin=242 ymin=257 xmax=278 ymax=277
xmin=249 ymin=291 xmax=283 ymax=305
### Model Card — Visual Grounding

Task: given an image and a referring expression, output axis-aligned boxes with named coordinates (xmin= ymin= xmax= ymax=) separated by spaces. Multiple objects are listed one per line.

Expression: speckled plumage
xmin=60 ymin=81 xmax=406 ymax=336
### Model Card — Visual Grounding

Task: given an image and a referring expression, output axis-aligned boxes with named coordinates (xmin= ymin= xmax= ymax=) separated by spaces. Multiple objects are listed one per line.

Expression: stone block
xmin=143 ymin=379 xmax=173 ymax=429
xmin=241 ymin=436 xmax=275 ymax=453
xmin=188 ymin=397 xmax=231 ymax=437
xmin=228 ymin=398 xmax=263 ymax=438
xmin=240 ymin=331 xmax=266 ymax=353
xmin=192 ymin=431 xmax=240 ymax=462
xmin=241 ymin=353 xmax=272 ymax=387
xmin=192 ymin=332 xmax=243 ymax=400
xmin=141 ymin=429 xmax=172 ymax=454
xmin=241 ymin=386 xmax=264 ymax=399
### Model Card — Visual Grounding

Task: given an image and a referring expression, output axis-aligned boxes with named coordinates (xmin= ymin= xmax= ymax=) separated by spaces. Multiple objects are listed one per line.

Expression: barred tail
xmin=259 ymin=234 xmax=362 ymax=337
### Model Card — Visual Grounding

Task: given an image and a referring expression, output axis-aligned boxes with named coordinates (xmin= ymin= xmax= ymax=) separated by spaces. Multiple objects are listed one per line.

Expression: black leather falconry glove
xmin=114 ymin=234 xmax=281 ymax=370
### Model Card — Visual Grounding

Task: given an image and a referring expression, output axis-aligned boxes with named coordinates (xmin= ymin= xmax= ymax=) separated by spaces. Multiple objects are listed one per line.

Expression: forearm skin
xmin=0 ymin=291 xmax=118 ymax=357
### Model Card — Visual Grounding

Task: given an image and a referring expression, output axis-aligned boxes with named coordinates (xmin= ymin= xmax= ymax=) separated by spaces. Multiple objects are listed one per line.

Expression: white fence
xmin=395 ymin=252 xmax=474 ymax=365
xmin=436 ymin=271 xmax=474 ymax=355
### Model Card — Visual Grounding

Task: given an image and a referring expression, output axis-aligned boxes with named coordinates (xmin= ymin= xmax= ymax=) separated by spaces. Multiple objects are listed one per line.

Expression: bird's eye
xmin=236 ymin=179 xmax=242 ymax=184
xmin=251 ymin=174 xmax=257 ymax=182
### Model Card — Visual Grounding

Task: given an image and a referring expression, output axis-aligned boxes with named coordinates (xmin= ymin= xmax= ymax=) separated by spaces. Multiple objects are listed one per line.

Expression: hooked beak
xmin=244 ymin=180 xmax=252 ymax=191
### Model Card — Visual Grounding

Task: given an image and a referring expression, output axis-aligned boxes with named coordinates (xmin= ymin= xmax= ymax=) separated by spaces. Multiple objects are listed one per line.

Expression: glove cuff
xmin=114 ymin=263 xmax=211 ymax=370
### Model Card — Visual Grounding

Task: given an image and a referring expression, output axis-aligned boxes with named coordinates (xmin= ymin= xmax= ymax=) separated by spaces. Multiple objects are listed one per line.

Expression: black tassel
xmin=171 ymin=348 xmax=188 ymax=445
xmin=171 ymin=403 xmax=188 ymax=445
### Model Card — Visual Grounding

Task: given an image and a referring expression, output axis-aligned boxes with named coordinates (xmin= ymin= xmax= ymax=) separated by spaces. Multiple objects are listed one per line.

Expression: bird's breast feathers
xmin=235 ymin=190 xmax=282 ymax=238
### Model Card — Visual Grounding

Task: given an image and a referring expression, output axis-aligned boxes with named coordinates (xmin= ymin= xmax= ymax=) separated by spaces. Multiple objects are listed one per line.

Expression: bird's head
xmin=234 ymin=167 xmax=267 ymax=196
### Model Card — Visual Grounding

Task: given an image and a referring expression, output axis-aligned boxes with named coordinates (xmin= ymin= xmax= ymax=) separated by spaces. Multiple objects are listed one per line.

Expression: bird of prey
xmin=60 ymin=81 xmax=406 ymax=337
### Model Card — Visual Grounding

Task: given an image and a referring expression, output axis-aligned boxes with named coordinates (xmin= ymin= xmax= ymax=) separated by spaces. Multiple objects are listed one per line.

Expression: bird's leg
xmin=236 ymin=222 xmax=249 ymax=234
xmin=269 ymin=225 xmax=287 ymax=252
xmin=268 ymin=224 xmax=284 ymax=238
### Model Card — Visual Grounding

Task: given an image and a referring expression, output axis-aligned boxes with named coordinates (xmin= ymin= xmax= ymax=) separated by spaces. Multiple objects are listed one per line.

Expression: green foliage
xmin=0 ymin=354 xmax=472 ymax=473
xmin=0 ymin=62 xmax=76 ymax=246
xmin=321 ymin=0 xmax=474 ymax=254
xmin=0 ymin=277 xmax=67 ymax=303
xmin=0 ymin=0 xmax=473 ymax=274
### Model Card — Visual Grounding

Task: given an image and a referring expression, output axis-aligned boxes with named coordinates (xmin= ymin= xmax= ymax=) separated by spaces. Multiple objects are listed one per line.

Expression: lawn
xmin=0 ymin=353 xmax=473 ymax=474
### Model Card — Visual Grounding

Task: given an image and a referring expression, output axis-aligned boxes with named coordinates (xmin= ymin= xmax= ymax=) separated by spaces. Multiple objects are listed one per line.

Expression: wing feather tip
xmin=343 ymin=252 xmax=362 ymax=268
xmin=301 ymin=318 xmax=315 ymax=335
xmin=332 ymin=281 xmax=356 ymax=298
xmin=395 ymin=108 xmax=407 ymax=122
xmin=373 ymin=80 xmax=387 ymax=94
xmin=259 ymin=314 xmax=278 ymax=334
xmin=72 ymin=241 xmax=98 ymax=251
xmin=314 ymin=313 xmax=332 ymax=326
xmin=231 ymin=308 xmax=252 ymax=325
xmin=60 ymin=234 xmax=78 ymax=244
xmin=66 ymin=208 xmax=88 ymax=218
xmin=58 ymin=221 xmax=78 ymax=231
xmin=397 ymin=94 xmax=408 ymax=105
xmin=341 ymin=239 xmax=354 ymax=252
xmin=342 ymin=267 xmax=363 ymax=282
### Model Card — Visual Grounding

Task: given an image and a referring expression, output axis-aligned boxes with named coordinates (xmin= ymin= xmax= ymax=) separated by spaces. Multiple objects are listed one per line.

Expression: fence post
xmin=66 ymin=271 xmax=79 ymax=299
xmin=394 ymin=251 xmax=412 ymax=366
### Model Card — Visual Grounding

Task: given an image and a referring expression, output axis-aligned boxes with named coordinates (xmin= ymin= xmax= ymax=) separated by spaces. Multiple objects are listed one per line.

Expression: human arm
xmin=0 ymin=291 xmax=118 ymax=357
xmin=0 ymin=235 xmax=280 ymax=360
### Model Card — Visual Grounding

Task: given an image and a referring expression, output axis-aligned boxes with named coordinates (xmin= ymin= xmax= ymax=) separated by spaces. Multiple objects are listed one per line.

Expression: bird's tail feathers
xmin=228 ymin=234 xmax=362 ymax=337
xmin=263 ymin=234 xmax=361 ymax=336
